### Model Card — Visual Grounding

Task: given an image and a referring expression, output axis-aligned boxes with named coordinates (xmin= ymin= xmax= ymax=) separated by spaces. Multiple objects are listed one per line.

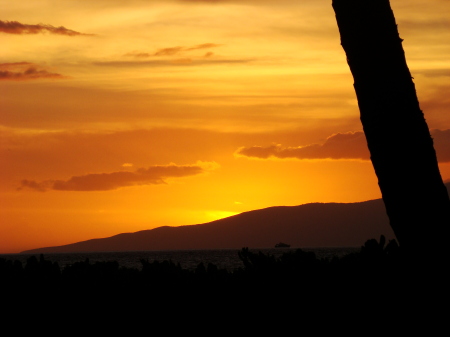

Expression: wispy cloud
xmin=186 ymin=43 xmax=222 ymax=51
xmin=116 ymin=43 xmax=244 ymax=67
xmin=398 ymin=19 xmax=450 ymax=33
xmin=126 ymin=43 xmax=222 ymax=58
xmin=0 ymin=62 xmax=66 ymax=81
xmin=177 ymin=0 xmax=293 ymax=4
xmin=415 ymin=69 xmax=450 ymax=78
xmin=123 ymin=52 xmax=152 ymax=58
xmin=0 ymin=20 xmax=94 ymax=36
xmin=19 ymin=162 xmax=219 ymax=192
xmin=154 ymin=46 xmax=185 ymax=56
xmin=94 ymin=58 xmax=253 ymax=67
xmin=236 ymin=129 xmax=450 ymax=162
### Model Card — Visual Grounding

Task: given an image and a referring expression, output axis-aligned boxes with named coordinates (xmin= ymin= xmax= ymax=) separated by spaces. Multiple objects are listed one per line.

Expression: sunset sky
xmin=1 ymin=0 xmax=449 ymax=253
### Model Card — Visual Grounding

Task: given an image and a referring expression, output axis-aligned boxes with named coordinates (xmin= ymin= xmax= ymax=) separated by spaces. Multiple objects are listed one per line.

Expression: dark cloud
xmin=20 ymin=180 xmax=50 ymax=192
xmin=0 ymin=20 xmax=93 ymax=36
xmin=236 ymin=129 xmax=450 ymax=163
xmin=0 ymin=62 xmax=65 ymax=81
xmin=19 ymin=162 xmax=218 ymax=192
xmin=236 ymin=132 xmax=370 ymax=161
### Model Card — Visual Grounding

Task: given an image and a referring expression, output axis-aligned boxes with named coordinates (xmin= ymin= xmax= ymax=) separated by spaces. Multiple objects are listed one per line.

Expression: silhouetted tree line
xmin=2 ymin=235 xmax=440 ymax=305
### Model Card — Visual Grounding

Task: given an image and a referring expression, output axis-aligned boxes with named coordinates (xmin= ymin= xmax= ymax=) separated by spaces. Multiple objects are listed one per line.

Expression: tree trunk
xmin=332 ymin=0 xmax=450 ymax=257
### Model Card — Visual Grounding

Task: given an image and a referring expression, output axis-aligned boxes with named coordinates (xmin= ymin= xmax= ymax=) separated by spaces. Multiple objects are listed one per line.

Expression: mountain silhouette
xmin=21 ymin=182 xmax=450 ymax=254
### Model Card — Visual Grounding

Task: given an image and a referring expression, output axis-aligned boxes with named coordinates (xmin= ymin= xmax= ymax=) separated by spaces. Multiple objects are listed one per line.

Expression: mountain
xmin=22 ymin=199 xmax=392 ymax=253
xmin=21 ymin=182 xmax=450 ymax=254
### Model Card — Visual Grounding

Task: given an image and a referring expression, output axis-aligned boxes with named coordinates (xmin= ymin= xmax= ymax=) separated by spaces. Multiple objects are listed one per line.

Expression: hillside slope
xmin=22 ymin=199 xmax=393 ymax=253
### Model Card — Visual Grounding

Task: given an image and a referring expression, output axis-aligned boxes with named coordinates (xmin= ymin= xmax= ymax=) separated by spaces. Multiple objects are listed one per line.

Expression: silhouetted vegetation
xmin=2 ymin=235 xmax=440 ymax=308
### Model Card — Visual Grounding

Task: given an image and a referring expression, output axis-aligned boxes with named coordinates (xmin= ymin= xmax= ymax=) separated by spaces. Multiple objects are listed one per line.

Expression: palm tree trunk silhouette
xmin=332 ymin=0 xmax=450 ymax=257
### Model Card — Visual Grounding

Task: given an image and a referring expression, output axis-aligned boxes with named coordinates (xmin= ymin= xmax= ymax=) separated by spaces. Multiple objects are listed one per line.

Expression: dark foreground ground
xmin=1 ymin=236 xmax=447 ymax=329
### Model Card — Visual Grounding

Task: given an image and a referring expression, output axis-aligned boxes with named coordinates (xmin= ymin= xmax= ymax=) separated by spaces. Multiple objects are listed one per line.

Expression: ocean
xmin=0 ymin=247 xmax=359 ymax=271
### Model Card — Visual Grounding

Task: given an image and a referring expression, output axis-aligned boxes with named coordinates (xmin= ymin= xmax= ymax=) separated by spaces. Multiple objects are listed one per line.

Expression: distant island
xmin=21 ymin=182 xmax=450 ymax=254
xmin=22 ymin=199 xmax=393 ymax=253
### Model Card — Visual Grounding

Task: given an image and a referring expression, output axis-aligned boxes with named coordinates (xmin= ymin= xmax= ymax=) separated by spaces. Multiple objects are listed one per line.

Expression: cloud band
xmin=236 ymin=129 xmax=450 ymax=162
xmin=0 ymin=20 xmax=92 ymax=36
xmin=19 ymin=162 xmax=219 ymax=192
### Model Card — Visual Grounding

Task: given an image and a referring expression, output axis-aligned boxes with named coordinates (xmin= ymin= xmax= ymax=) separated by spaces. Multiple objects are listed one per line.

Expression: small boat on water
xmin=275 ymin=242 xmax=290 ymax=248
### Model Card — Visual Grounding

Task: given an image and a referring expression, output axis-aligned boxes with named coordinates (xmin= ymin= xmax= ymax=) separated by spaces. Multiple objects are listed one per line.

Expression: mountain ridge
xmin=22 ymin=182 xmax=450 ymax=254
xmin=22 ymin=199 xmax=393 ymax=253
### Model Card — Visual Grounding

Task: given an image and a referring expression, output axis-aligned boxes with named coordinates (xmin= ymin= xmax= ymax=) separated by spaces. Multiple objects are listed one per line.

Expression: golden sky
xmin=1 ymin=0 xmax=449 ymax=253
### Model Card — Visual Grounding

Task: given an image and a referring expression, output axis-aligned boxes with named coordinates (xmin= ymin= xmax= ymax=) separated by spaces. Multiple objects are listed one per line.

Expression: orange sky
xmin=1 ymin=0 xmax=449 ymax=253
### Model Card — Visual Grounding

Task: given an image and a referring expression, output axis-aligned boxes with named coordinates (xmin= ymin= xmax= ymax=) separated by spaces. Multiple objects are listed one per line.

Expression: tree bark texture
xmin=332 ymin=0 xmax=450 ymax=255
